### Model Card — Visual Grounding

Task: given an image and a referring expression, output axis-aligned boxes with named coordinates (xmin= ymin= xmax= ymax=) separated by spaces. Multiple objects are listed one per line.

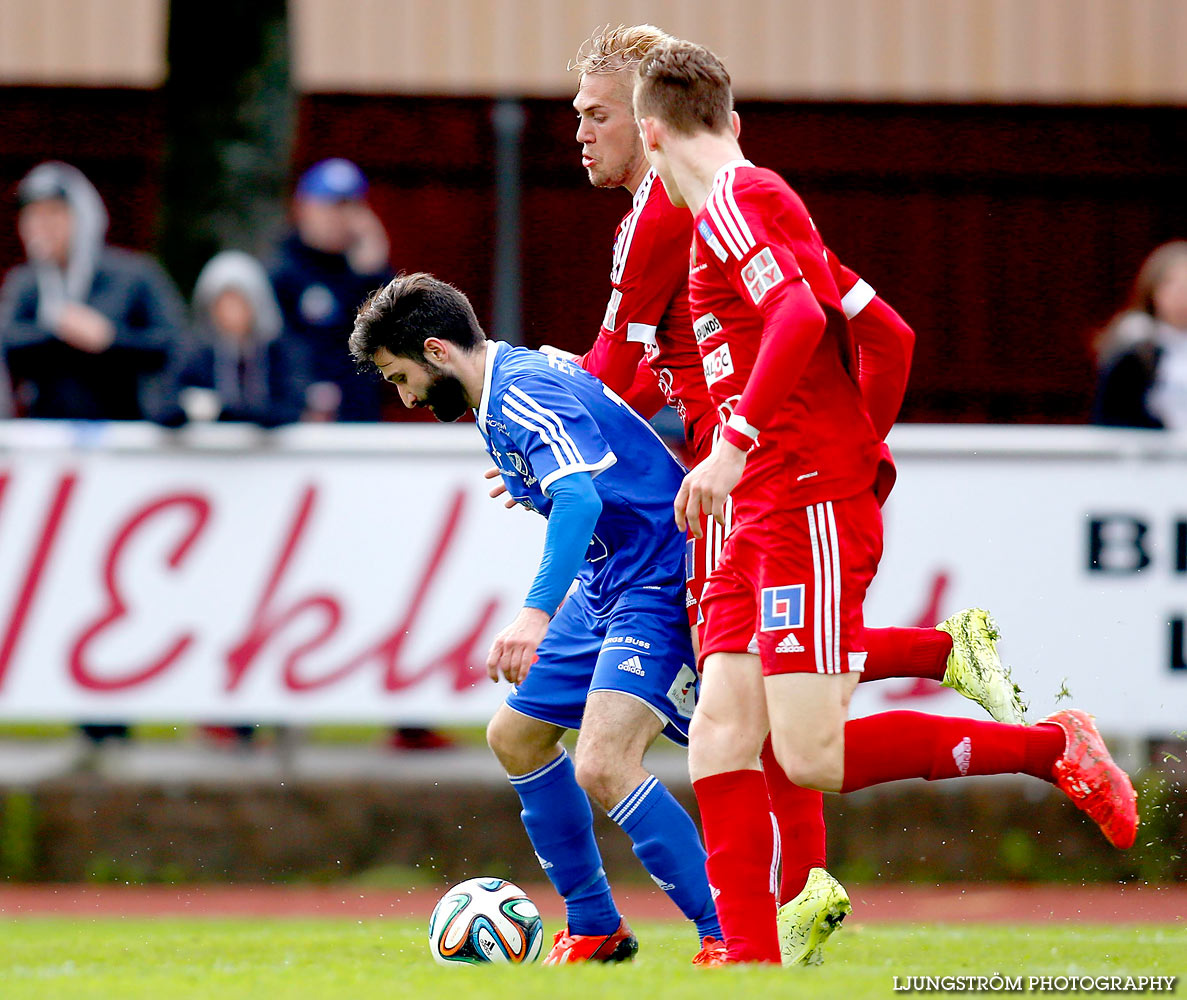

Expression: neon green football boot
xmin=936 ymin=608 xmax=1028 ymax=725
xmin=776 ymin=867 xmax=851 ymax=967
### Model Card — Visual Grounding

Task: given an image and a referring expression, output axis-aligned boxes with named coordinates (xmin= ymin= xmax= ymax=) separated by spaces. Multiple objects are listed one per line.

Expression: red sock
xmin=840 ymin=711 xmax=1066 ymax=792
xmin=760 ymin=738 xmax=825 ymax=903
xmin=859 ymin=627 xmax=951 ymax=683
xmin=692 ymin=769 xmax=780 ymax=963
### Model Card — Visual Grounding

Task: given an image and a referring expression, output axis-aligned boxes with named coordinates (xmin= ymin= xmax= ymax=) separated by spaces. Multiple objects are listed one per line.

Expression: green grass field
xmin=0 ymin=919 xmax=1181 ymax=1000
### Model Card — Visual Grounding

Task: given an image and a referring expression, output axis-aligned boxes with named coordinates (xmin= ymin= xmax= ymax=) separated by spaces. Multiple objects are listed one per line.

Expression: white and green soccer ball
xmin=427 ymin=877 xmax=544 ymax=965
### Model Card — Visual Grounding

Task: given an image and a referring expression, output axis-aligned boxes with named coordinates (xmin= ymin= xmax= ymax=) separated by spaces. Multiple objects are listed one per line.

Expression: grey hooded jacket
xmin=0 ymin=161 xmax=188 ymax=420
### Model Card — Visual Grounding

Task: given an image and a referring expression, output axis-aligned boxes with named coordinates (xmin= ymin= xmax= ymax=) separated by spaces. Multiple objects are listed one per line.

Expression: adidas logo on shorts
xmin=617 ymin=655 xmax=645 ymax=676
xmin=775 ymin=633 xmax=804 ymax=654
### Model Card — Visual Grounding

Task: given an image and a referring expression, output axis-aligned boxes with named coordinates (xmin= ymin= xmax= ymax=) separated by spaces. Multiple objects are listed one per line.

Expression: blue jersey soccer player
xmin=350 ymin=272 xmax=724 ymax=965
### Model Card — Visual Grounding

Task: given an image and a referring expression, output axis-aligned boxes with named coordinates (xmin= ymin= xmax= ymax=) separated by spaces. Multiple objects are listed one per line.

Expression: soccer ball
xmin=427 ymin=877 xmax=544 ymax=965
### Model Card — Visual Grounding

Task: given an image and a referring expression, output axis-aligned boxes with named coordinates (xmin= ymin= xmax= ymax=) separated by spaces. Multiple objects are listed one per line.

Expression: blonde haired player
xmin=633 ymin=36 xmax=1138 ymax=964
xmin=538 ymin=24 xmax=1040 ymax=967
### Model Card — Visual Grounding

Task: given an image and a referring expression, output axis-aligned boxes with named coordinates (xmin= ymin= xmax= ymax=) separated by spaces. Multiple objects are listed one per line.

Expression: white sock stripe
xmin=608 ymin=774 xmax=655 ymax=822
xmin=722 ymin=169 xmax=756 ymax=250
xmin=769 ymin=811 xmax=781 ymax=897
xmin=825 ymin=501 xmax=842 ymax=675
xmin=609 ymin=774 xmax=659 ymax=825
xmin=506 ymin=385 xmax=585 ymax=464
xmin=807 ymin=505 xmax=825 ymax=674
xmin=509 ymin=749 xmax=569 ymax=785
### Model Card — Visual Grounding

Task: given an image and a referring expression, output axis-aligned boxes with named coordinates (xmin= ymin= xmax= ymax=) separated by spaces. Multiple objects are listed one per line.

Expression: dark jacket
xmin=1094 ymin=341 xmax=1163 ymax=428
xmin=0 ymin=247 xmax=187 ymax=420
xmin=268 ymin=232 xmax=389 ymax=422
xmin=158 ymin=250 xmax=305 ymax=428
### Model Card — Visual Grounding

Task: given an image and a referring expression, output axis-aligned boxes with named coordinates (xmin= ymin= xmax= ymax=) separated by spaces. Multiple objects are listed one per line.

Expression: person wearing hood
xmin=162 ymin=250 xmax=304 ymax=428
xmin=0 ymin=161 xmax=188 ymax=421
xmin=268 ymin=158 xmax=392 ymax=423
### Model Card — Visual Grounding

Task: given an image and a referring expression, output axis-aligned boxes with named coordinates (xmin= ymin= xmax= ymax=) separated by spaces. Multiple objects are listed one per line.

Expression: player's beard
xmin=421 ymin=363 xmax=470 ymax=422
xmin=587 ymin=156 xmax=632 ymax=189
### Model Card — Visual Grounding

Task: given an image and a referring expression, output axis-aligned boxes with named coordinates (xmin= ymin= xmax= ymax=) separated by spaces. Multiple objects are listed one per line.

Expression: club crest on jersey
xmin=508 ymin=452 xmax=537 ymax=486
xmin=760 ymin=585 xmax=805 ymax=632
xmin=693 ymin=312 xmax=722 ymax=344
xmin=742 ymin=247 xmax=785 ymax=304
xmin=703 ymin=342 xmax=734 ymax=387
xmin=697 ymin=219 xmax=728 ymax=262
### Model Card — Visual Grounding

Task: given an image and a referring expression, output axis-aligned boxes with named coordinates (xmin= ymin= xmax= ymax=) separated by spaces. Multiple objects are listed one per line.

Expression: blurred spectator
xmin=0 ymin=161 xmax=189 ymax=752
xmin=0 ymin=161 xmax=187 ymax=422
xmin=269 ymin=158 xmax=391 ymax=422
xmin=161 ymin=250 xmax=304 ymax=428
xmin=1094 ymin=240 xmax=1187 ymax=428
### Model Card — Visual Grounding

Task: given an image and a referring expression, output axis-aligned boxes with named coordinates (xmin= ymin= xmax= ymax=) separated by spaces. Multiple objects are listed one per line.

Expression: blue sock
xmin=509 ymin=750 xmax=620 ymax=936
xmin=609 ymin=774 xmax=722 ymax=943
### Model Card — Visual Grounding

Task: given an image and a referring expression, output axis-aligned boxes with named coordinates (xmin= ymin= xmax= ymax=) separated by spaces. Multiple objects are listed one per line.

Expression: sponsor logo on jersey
xmin=697 ymin=219 xmax=728 ymax=262
xmin=603 ymin=287 xmax=622 ymax=330
xmin=693 ymin=312 xmax=722 ymax=344
xmin=606 ymin=635 xmax=652 ymax=650
xmin=742 ymin=247 xmax=785 ymax=304
xmin=775 ymin=633 xmax=805 ymax=654
xmin=617 ymin=655 xmax=646 ymax=676
xmin=761 ymin=584 xmax=805 ymax=632
xmin=703 ymin=342 xmax=734 ymax=387
xmin=667 ymin=664 xmax=698 ymax=718
xmin=485 ymin=416 xmax=508 ymax=433
xmin=952 ymin=737 xmax=972 ymax=776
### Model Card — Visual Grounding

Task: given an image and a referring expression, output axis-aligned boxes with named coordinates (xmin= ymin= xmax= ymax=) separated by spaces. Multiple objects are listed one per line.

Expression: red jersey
xmin=689 ymin=160 xmax=880 ymax=509
xmin=579 ymin=168 xmax=717 ymax=458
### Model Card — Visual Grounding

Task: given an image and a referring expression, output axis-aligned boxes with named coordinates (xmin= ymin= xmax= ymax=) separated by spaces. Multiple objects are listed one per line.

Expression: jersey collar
xmin=711 ymin=158 xmax=754 ymax=191
xmin=475 ymin=339 xmax=505 ymax=428
xmin=633 ymin=167 xmax=658 ymax=210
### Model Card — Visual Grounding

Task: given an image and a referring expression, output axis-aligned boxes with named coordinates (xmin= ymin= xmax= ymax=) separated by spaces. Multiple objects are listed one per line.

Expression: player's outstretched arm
xmin=485 ymin=472 xmax=602 ymax=684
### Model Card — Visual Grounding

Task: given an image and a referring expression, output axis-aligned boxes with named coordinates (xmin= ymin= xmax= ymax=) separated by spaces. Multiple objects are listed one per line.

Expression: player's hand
xmin=486 ymin=606 xmax=551 ymax=684
xmin=344 ymin=204 xmax=390 ymax=273
xmin=484 ymin=466 xmax=518 ymax=509
xmin=55 ymin=303 xmax=115 ymax=353
xmin=538 ymin=344 xmax=579 ymax=363
xmin=675 ymin=438 xmax=747 ymax=537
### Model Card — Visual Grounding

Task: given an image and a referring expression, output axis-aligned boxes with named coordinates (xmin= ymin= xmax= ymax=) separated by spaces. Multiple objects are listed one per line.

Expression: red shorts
xmin=698 ymin=489 xmax=883 ymax=676
xmin=684 ymin=497 xmax=734 ymax=628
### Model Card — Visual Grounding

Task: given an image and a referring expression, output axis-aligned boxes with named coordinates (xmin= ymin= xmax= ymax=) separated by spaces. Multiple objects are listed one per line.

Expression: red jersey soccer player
xmin=634 ymin=38 xmax=1138 ymax=964
xmin=553 ymin=24 xmax=1034 ymax=969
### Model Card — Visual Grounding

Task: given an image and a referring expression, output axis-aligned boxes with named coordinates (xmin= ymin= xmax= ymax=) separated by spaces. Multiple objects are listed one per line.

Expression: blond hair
xmin=570 ymin=23 xmax=673 ymax=79
xmin=636 ymin=37 xmax=733 ymax=136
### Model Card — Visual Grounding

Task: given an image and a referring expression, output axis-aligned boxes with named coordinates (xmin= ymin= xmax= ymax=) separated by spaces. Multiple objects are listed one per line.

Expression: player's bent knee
xmin=689 ymin=708 xmax=763 ymax=776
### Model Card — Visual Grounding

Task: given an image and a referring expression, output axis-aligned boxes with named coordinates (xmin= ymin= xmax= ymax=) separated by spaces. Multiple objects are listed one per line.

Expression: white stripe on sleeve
xmin=841 ymin=278 xmax=876 ymax=319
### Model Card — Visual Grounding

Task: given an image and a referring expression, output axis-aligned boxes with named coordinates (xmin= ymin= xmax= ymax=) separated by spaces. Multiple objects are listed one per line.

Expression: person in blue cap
xmin=268 ymin=158 xmax=392 ymax=422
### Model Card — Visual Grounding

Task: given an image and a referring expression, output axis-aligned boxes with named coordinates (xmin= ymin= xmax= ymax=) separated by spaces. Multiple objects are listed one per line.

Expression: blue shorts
xmin=506 ymin=584 xmax=698 ymax=746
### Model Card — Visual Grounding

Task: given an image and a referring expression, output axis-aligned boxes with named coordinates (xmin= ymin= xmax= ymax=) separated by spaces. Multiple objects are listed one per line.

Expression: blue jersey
xmin=476 ymin=341 xmax=688 ymax=613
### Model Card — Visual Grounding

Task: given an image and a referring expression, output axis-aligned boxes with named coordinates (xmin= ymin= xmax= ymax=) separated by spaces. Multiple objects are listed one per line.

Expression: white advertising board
xmin=0 ymin=422 xmax=1182 ymax=735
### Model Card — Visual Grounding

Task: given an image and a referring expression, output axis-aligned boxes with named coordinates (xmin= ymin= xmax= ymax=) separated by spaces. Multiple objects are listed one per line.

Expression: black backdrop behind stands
xmin=2 ymin=87 xmax=1185 ymax=425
